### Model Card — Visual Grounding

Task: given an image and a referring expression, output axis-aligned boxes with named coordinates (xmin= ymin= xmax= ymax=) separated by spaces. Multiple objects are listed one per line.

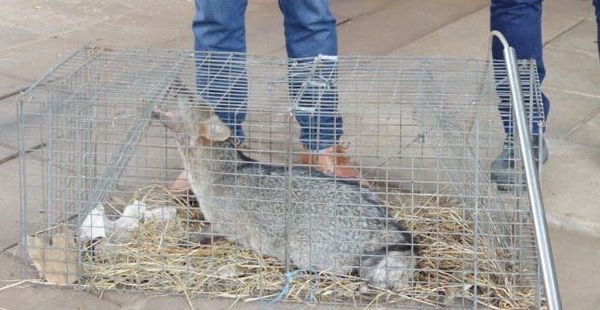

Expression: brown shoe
xmin=299 ymin=145 xmax=372 ymax=188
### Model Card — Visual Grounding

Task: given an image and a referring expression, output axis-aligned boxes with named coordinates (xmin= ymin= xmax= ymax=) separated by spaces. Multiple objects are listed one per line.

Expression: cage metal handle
xmin=492 ymin=30 xmax=562 ymax=310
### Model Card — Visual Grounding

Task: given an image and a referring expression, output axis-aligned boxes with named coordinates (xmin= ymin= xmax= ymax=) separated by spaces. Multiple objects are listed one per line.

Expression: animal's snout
xmin=152 ymin=109 xmax=184 ymax=133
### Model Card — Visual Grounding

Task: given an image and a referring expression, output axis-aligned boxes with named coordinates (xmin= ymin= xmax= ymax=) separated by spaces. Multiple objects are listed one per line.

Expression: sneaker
xmin=490 ymin=135 xmax=548 ymax=190
xmin=300 ymin=145 xmax=372 ymax=188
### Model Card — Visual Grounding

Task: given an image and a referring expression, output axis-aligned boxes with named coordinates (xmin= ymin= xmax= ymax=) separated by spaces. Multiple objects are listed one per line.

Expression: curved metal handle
xmin=491 ymin=30 xmax=562 ymax=310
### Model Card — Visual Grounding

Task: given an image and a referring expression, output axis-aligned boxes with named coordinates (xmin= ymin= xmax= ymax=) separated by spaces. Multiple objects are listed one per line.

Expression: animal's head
xmin=152 ymin=88 xmax=231 ymax=146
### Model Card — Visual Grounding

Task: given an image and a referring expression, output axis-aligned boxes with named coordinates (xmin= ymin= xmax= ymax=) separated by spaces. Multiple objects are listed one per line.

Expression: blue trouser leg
xmin=192 ymin=0 xmax=248 ymax=142
xmin=491 ymin=0 xmax=549 ymax=136
xmin=279 ymin=0 xmax=341 ymax=151
xmin=595 ymin=0 xmax=600 ymax=59
xmin=193 ymin=0 xmax=340 ymax=149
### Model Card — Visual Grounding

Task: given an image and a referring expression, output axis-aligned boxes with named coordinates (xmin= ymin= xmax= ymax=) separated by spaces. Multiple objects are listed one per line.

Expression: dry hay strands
xmin=80 ymin=186 xmax=538 ymax=309
xmin=389 ymin=192 xmax=538 ymax=309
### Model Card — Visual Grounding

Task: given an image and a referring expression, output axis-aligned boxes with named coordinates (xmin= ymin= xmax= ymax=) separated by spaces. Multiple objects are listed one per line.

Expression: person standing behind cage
xmin=489 ymin=0 xmax=600 ymax=187
xmin=169 ymin=0 xmax=363 ymax=193
xmin=490 ymin=0 xmax=550 ymax=187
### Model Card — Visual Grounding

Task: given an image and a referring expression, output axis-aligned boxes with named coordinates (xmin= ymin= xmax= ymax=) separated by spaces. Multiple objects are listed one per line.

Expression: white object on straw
xmin=79 ymin=204 xmax=107 ymax=241
xmin=79 ymin=200 xmax=178 ymax=242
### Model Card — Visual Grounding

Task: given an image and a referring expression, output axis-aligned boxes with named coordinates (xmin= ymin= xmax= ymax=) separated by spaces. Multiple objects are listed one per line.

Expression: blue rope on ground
xmin=268 ymin=269 xmax=306 ymax=305
xmin=304 ymin=273 xmax=319 ymax=303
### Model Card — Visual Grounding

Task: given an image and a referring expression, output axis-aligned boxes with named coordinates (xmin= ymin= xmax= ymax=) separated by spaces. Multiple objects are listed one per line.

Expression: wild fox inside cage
xmin=19 ymin=44 xmax=557 ymax=309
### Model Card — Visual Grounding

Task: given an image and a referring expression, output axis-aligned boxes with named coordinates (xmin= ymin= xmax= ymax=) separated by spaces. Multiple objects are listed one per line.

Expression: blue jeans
xmin=491 ymin=0 xmax=548 ymax=136
xmin=192 ymin=0 xmax=341 ymax=151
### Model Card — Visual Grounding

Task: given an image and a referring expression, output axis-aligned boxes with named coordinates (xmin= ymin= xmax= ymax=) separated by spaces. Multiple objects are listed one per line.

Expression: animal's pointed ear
xmin=175 ymin=90 xmax=212 ymax=122
xmin=200 ymin=115 xmax=231 ymax=142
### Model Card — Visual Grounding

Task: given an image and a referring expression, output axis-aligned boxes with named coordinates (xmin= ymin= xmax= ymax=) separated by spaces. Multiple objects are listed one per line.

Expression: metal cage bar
xmin=17 ymin=42 xmax=557 ymax=309
xmin=493 ymin=31 xmax=561 ymax=310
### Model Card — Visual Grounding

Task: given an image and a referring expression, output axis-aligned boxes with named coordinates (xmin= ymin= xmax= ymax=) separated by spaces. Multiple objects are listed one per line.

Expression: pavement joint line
xmin=336 ymin=17 xmax=352 ymax=27
xmin=335 ymin=0 xmax=401 ymax=24
xmin=546 ymin=44 xmax=600 ymax=58
xmin=288 ymin=1 xmax=490 ymax=57
xmin=389 ymin=1 xmax=490 ymax=54
xmin=543 ymin=16 xmax=589 ymax=47
xmin=0 ymin=242 xmax=18 ymax=254
xmin=0 ymin=142 xmax=46 ymax=166
xmin=547 ymin=212 xmax=600 ymax=238
xmin=0 ymin=9 xmax=135 ymax=54
xmin=564 ymin=105 xmax=600 ymax=139
xmin=0 ymin=141 xmax=15 ymax=150
xmin=381 ymin=5 xmax=493 ymax=56
xmin=0 ymin=87 xmax=29 ymax=102
xmin=0 ymin=72 xmax=32 ymax=84
xmin=543 ymin=86 xmax=600 ymax=99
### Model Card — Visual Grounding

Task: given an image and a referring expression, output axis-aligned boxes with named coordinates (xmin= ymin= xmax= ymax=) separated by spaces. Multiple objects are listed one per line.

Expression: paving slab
xmin=0 ymin=155 xmax=46 ymax=249
xmin=543 ymin=46 xmax=600 ymax=97
xmin=550 ymin=226 xmax=600 ymax=310
xmin=549 ymin=18 xmax=600 ymax=56
xmin=393 ymin=8 xmax=490 ymax=59
xmin=0 ymin=284 xmax=122 ymax=310
xmin=542 ymin=9 xmax=588 ymax=46
xmin=543 ymin=0 xmax=596 ymax=19
xmin=543 ymin=139 xmax=600 ymax=236
xmin=567 ymin=110 xmax=600 ymax=146
xmin=0 ymin=74 xmax=29 ymax=95
xmin=0 ymin=97 xmax=45 ymax=151
xmin=541 ymin=0 xmax=595 ymax=46
xmin=0 ymin=145 xmax=15 ymax=161
xmin=0 ymin=97 xmax=19 ymax=129
xmin=0 ymin=251 xmax=21 ymax=281
xmin=0 ymin=0 xmax=133 ymax=41
xmin=0 ymin=38 xmax=82 ymax=83
xmin=0 ymin=285 xmax=351 ymax=310
xmin=60 ymin=14 xmax=188 ymax=48
xmin=101 ymin=292 xmax=343 ymax=310
xmin=245 ymin=1 xmax=287 ymax=55
xmin=330 ymin=0 xmax=399 ymax=20
xmin=336 ymin=0 xmax=488 ymax=55
xmin=0 ymin=98 xmax=24 ymax=153
xmin=543 ymin=87 xmax=600 ymax=140
xmin=394 ymin=1 xmax=589 ymax=59
xmin=115 ymin=0 xmax=194 ymax=19
xmin=160 ymin=35 xmax=194 ymax=51
xmin=0 ymin=25 xmax=40 ymax=48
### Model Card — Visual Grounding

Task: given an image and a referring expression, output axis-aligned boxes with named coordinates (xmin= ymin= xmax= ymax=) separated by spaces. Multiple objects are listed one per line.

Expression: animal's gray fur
xmin=153 ymin=94 xmax=417 ymax=289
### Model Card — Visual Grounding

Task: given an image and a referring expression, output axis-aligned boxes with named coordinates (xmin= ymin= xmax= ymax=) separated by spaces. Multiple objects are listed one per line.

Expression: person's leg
xmin=193 ymin=0 xmax=248 ymax=142
xmin=279 ymin=0 xmax=364 ymax=183
xmin=594 ymin=0 xmax=600 ymax=59
xmin=491 ymin=0 xmax=548 ymax=136
xmin=278 ymin=0 xmax=340 ymax=152
xmin=490 ymin=0 xmax=549 ymax=188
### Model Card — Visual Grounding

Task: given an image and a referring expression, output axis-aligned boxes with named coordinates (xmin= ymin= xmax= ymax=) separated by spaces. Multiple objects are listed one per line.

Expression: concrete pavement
xmin=1 ymin=0 xmax=598 ymax=309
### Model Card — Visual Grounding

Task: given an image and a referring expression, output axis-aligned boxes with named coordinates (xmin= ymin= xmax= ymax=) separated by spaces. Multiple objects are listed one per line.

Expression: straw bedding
xmin=79 ymin=185 xmax=538 ymax=309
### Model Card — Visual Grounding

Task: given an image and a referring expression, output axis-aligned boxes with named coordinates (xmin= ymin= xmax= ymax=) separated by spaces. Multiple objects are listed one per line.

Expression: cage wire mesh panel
xmin=19 ymin=46 xmax=548 ymax=309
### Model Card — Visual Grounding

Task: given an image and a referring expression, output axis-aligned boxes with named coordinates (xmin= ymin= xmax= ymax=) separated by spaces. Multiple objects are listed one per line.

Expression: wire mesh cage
xmin=19 ymin=46 xmax=552 ymax=309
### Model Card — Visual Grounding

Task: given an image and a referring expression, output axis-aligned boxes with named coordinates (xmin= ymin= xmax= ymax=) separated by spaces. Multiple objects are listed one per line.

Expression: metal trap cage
xmin=19 ymin=38 xmax=559 ymax=309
